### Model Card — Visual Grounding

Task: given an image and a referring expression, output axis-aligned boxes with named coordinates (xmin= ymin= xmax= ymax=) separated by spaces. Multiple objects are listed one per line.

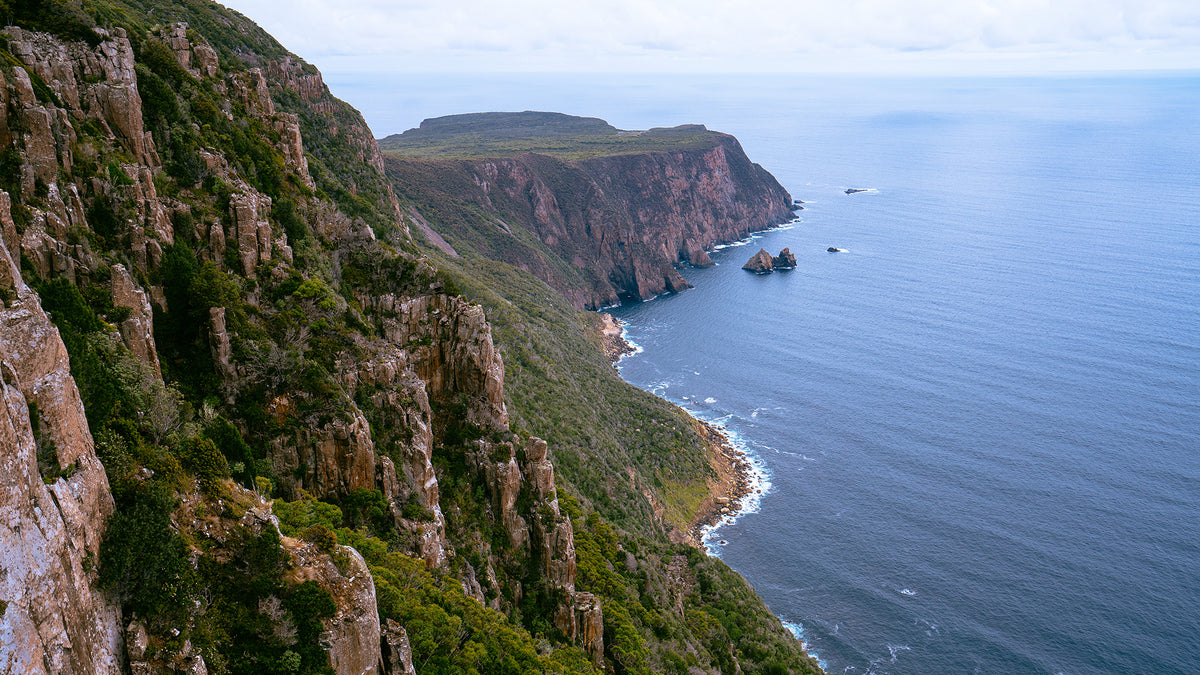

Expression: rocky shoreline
xmin=687 ymin=419 xmax=757 ymax=547
xmin=598 ymin=314 xmax=756 ymax=548
xmin=599 ymin=313 xmax=636 ymax=362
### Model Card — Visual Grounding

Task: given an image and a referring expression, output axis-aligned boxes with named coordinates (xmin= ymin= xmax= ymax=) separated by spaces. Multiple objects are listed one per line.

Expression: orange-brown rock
xmin=270 ymin=410 xmax=379 ymax=500
xmin=372 ymin=293 xmax=508 ymax=431
xmin=110 ymin=264 xmax=162 ymax=376
xmin=381 ymin=619 xmax=417 ymax=675
xmin=0 ymin=214 xmax=122 ymax=674
xmin=742 ymin=248 xmax=774 ymax=274
xmin=575 ymin=591 xmax=605 ymax=667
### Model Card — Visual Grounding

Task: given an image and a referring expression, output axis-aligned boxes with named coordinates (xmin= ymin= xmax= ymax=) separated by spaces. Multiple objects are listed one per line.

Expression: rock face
xmin=0 ymin=205 xmax=122 ymax=674
xmin=0 ymin=15 xmax=614 ymax=675
xmin=742 ymin=248 xmax=774 ymax=274
xmin=386 ymin=131 xmax=795 ymax=308
xmin=381 ymin=620 xmax=417 ymax=675
xmin=285 ymin=540 xmax=382 ymax=675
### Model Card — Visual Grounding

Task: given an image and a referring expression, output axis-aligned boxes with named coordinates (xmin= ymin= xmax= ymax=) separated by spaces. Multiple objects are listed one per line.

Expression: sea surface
xmin=343 ymin=73 xmax=1200 ymax=674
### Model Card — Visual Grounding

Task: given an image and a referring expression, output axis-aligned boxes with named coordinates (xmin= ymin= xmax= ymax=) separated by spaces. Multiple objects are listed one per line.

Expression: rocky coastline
xmin=688 ymin=419 xmax=756 ymax=547
xmin=598 ymin=316 xmax=756 ymax=548
xmin=599 ymin=313 xmax=636 ymax=362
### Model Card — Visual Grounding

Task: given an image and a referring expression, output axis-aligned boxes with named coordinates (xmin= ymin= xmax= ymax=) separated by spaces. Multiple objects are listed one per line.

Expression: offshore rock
xmin=772 ymin=247 xmax=797 ymax=269
xmin=742 ymin=248 xmax=774 ymax=274
xmin=0 ymin=214 xmax=121 ymax=673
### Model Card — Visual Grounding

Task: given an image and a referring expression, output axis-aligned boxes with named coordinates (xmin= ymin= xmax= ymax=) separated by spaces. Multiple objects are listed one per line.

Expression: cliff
xmin=0 ymin=200 xmax=121 ymax=674
xmin=0 ymin=4 xmax=821 ymax=675
xmin=383 ymin=113 xmax=798 ymax=308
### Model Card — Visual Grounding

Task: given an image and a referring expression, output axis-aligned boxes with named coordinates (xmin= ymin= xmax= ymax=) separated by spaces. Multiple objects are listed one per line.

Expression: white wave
xmin=710 ymin=218 xmax=800 ymax=252
xmin=887 ymin=645 xmax=912 ymax=663
xmin=704 ymin=396 xmax=717 ymax=404
xmin=781 ymin=620 xmax=828 ymax=672
xmin=698 ymin=419 xmax=773 ymax=551
xmin=899 ymin=588 xmax=917 ymax=596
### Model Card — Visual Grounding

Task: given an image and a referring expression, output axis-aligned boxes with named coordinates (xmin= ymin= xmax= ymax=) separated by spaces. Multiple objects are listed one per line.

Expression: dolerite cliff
xmin=383 ymin=114 xmax=798 ymax=308
xmin=0 ymin=207 xmax=121 ymax=674
xmin=0 ymin=8 xmax=595 ymax=674
xmin=0 ymin=5 xmax=823 ymax=675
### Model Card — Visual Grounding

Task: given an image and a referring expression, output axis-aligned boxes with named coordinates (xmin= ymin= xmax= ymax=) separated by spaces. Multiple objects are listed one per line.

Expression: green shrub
xmin=179 ymin=436 xmax=229 ymax=496
xmin=99 ymin=480 xmax=193 ymax=618
xmin=301 ymin=524 xmax=337 ymax=553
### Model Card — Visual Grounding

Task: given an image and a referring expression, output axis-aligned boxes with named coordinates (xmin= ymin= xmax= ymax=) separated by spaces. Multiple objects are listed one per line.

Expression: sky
xmin=221 ymin=0 xmax=1200 ymax=75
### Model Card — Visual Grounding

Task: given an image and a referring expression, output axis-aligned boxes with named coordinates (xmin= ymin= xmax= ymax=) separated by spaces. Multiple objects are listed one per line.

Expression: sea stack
xmin=773 ymin=247 xmax=797 ymax=269
xmin=742 ymin=248 xmax=775 ymax=274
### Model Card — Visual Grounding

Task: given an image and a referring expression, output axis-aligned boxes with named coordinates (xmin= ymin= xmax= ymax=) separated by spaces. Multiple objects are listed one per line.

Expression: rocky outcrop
xmin=0 ymin=208 xmax=122 ymax=674
xmin=369 ymin=293 xmax=508 ymax=431
xmin=287 ymin=540 xmax=382 ymax=675
xmin=3 ymin=26 xmax=158 ymax=168
xmin=743 ymin=248 xmax=795 ymax=274
xmin=461 ymin=434 xmax=600 ymax=653
xmin=385 ymin=126 xmax=795 ymax=308
xmin=270 ymin=409 xmax=379 ymax=499
xmin=110 ymin=264 xmax=161 ymax=376
xmin=742 ymin=248 xmax=774 ymax=274
xmin=575 ymin=591 xmax=605 ymax=667
xmin=229 ymin=189 xmax=275 ymax=277
xmin=344 ymin=347 xmax=449 ymax=568
xmin=380 ymin=620 xmax=416 ymax=675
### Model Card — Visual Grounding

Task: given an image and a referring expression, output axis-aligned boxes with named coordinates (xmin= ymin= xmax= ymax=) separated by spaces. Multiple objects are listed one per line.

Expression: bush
xmin=179 ymin=436 xmax=229 ymax=496
xmin=300 ymin=524 xmax=337 ymax=553
xmin=99 ymin=481 xmax=193 ymax=618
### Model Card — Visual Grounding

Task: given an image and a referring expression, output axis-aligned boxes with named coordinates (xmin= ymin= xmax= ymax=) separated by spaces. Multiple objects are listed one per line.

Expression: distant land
xmin=382 ymin=112 xmax=798 ymax=308
xmin=379 ymin=110 xmax=725 ymax=159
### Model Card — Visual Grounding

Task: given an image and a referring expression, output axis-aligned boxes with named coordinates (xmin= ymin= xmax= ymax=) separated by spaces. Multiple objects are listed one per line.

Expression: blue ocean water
xmin=345 ymin=73 xmax=1200 ymax=674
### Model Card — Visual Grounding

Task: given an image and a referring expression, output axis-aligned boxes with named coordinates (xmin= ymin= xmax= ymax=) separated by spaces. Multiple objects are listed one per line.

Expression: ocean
xmin=342 ymin=73 xmax=1200 ymax=674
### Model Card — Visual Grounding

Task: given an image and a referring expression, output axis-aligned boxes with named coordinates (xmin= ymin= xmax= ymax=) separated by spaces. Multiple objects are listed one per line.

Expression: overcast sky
xmin=221 ymin=0 xmax=1200 ymax=75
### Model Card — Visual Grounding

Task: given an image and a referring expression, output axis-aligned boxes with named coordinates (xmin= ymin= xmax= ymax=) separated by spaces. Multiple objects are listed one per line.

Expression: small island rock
xmin=827 ymin=246 xmax=842 ymax=253
xmin=742 ymin=248 xmax=775 ymax=274
xmin=773 ymin=247 xmax=797 ymax=269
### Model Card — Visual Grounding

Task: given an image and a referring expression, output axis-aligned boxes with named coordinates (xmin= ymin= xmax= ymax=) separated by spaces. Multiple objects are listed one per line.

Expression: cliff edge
xmin=383 ymin=112 xmax=797 ymax=308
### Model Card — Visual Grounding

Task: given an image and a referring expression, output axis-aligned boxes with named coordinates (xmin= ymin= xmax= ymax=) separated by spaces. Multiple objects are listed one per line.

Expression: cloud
xmin=222 ymin=0 xmax=1200 ymax=72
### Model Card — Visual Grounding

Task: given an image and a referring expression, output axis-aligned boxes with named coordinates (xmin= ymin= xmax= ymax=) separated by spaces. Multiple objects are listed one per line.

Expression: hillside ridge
xmin=0 ymin=3 xmax=822 ymax=674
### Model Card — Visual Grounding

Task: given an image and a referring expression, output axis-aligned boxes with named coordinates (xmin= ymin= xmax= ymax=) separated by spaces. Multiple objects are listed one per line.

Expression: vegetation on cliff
xmin=0 ymin=2 xmax=820 ymax=674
